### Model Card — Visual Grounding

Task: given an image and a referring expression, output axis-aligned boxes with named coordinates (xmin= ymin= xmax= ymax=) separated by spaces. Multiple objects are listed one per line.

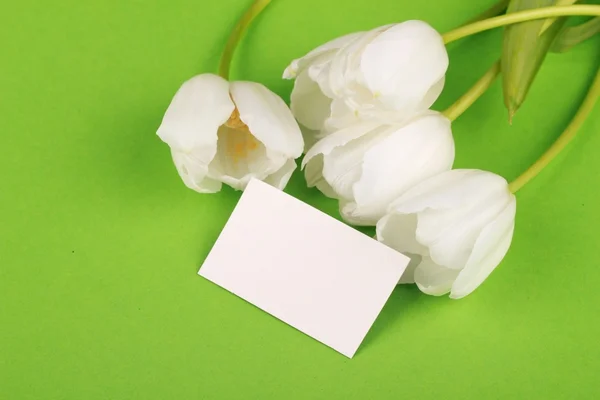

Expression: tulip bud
xmin=501 ymin=0 xmax=569 ymax=121
xmin=284 ymin=21 xmax=449 ymax=147
xmin=377 ymin=169 xmax=517 ymax=299
xmin=157 ymin=74 xmax=304 ymax=192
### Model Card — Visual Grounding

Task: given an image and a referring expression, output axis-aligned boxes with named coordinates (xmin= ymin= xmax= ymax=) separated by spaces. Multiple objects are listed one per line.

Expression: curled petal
xmin=264 ymin=158 xmax=297 ymax=190
xmin=450 ymin=198 xmax=517 ymax=299
xmin=231 ymin=81 xmax=304 ymax=158
xmin=339 ymin=200 xmax=379 ymax=226
xmin=316 ymin=179 xmax=338 ymax=199
xmin=388 ymin=169 xmax=508 ymax=215
xmin=302 ymin=123 xmax=378 ymax=208
xmin=327 ymin=25 xmax=392 ymax=98
xmin=376 ymin=213 xmax=428 ymax=256
xmin=157 ymin=74 xmax=234 ymax=161
xmin=172 ymin=151 xmax=222 ymax=193
xmin=359 ymin=20 xmax=448 ymax=111
xmin=376 ymin=212 xmax=428 ymax=284
xmin=283 ymin=32 xmax=364 ymax=79
xmin=301 ymin=122 xmax=381 ymax=168
xmin=419 ymin=190 xmax=512 ymax=270
xmin=304 ymin=155 xmax=338 ymax=199
xmin=290 ymin=70 xmax=332 ymax=131
xmin=414 ymin=257 xmax=460 ymax=296
xmin=321 ymin=126 xmax=387 ymax=200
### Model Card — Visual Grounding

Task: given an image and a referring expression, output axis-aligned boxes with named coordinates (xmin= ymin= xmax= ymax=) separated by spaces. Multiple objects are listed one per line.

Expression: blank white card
xmin=199 ymin=179 xmax=409 ymax=358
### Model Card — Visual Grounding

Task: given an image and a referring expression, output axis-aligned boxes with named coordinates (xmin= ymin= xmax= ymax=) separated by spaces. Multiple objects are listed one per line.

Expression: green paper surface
xmin=1 ymin=0 xmax=599 ymax=398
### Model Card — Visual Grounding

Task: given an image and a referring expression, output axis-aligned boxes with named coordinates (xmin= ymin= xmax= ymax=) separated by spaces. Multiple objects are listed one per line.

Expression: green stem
xmin=442 ymin=5 xmax=600 ymax=44
xmin=218 ymin=0 xmax=272 ymax=80
xmin=508 ymin=67 xmax=600 ymax=193
xmin=442 ymin=61 xmax=501 ymax=121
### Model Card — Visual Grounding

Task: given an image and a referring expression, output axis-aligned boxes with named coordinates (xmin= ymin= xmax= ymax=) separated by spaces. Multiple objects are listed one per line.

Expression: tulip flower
xmin=157 ymin=73 xmax=304 ymax=192
xmin=302 ymin=111 xmax=454 ymax=226
xmin=376 ymin=169 xmax=517 ymax=299
xmin=284 ymin=20 xmax=449 ymax=147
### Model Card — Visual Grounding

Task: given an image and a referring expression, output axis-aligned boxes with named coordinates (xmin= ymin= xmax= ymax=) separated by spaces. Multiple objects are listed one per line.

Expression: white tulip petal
xmin=324 ymin=33 xmax=370 ymax=97
xmin=230 ymin=81 xmax=303 ymax=158
xmin=304 ymin=155 xmax=324 ymax=187
xmin=199 ymin=178 xmax=222 ymax=193
xmin=328 ymin=26 xmax=391 ymax=98
xmin=323 ymin=98 xmax=361 ymax=132
xmin=301 ymin=121 xmax=380 ymax=168
xmin=352 ymin=112 xmax=454 ymax=220
xmin=414 ymin=257 xmax=460 ymax=296
xmin=172 ymin=151 xmax=222 ymax=193
xmin=359 ymin=20 xmax=448 ymax=111
xmin=263 ymin=158 xmax=297 ymax=190
xmin=157 ymin=74 xmax=234 ymax=160
xmin=322 ymin=126 xmax=387 ymax=200
xmin=339 ymin=200 xmax=379 ymax=226
xmin=283 ymin=32 xmax=364 ymax=79
xmin=305 ymin=54 xmax=338 ymax=99
xmin=418 ymin=76 xmax=446 ymax=111
xmin=450 ymin=198 xmax=517 ymax=299
xmin=420 ymin=191 xmax=511 ymax=269
xmin=316 ymin=179 xmax=338 ymax=199
xmin=376 ymin=212 xmax=429 ymax=284
xmin=324 ymin=149 xmax=363 ymax=200
xmin=299 ymin=124 xmax=323 ymax=153
xmin=304 ymin=155 xmax=338 ymax=199
xmin=376 ymin=213 xmax=428 ymax=255
xmin=290 ymin=70 xmax=332 ymax=131
xmin=389 ymin=169 xmax=507 ymax=215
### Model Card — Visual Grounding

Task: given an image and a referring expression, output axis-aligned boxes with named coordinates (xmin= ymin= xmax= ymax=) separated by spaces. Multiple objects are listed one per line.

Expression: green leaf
xmin=501 ymin=0 xmax=568 ymax=121
xmin=538 ymin=0 xmax=578 ymax=35
xmin=551 ymin=17 xmax=600 ymax=52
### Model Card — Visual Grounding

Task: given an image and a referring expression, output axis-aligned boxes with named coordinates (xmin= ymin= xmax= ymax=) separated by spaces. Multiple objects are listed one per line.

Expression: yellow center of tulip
xmin=224 ymin=107 xmax=247 ymax=130
xmin=221 ymin=107 xmax=260 ymax=163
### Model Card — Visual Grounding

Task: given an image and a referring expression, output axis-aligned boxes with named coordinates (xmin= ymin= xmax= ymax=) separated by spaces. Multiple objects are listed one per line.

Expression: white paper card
xmin=199 ymin=179 xmax=409 ymax=358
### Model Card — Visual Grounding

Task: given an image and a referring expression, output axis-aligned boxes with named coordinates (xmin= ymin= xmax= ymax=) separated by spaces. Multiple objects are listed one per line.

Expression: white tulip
xmin=283 ymin=20 xmax=449 ymax=147
xmin=157 ymin=74 xmax=304 ymax=192
xmin=376 ymin=169 xmax=517 ymax=299
xmin=302 ymin=111 xmax=455 ymax=226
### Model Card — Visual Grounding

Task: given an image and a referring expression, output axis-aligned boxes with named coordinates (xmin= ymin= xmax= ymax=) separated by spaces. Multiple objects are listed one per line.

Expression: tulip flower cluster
xmin=156 ymin=0 xmax=600 ymax=299
xmin=285 ymin=21 xmax=516 ymax=298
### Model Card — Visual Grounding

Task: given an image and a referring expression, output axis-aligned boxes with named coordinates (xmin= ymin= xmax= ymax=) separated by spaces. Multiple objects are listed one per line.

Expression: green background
xmin=2 ymin=0 xmax=599 ymax=398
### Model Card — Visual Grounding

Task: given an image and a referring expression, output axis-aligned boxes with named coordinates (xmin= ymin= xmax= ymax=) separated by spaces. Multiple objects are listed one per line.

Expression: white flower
xmin=302 ymin=111 xmax=454 ymax=226
xmin=157 ymin=73 xmax=304 ymax=192
xmin=283 ymin=20 xmax=449 ymax=147
xmin=376 ymin=169 xmax=517 ymax=299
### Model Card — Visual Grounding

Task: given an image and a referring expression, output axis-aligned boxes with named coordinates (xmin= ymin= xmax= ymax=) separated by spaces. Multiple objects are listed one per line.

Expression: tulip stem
xmin=218 ymin=0 xmax=272 ymax=80
xmin=442 ymin=5 xmax=600 ymax=44
xmin=442 ymin=61 xmax=501 ymax=122
xmin=508 ymin=67 xmax=600 ymax=193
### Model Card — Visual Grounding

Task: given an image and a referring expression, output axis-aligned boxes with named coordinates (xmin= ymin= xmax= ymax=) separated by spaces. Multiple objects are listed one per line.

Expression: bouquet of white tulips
xmin=157 ymin=0 xmax=600 ymax=299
